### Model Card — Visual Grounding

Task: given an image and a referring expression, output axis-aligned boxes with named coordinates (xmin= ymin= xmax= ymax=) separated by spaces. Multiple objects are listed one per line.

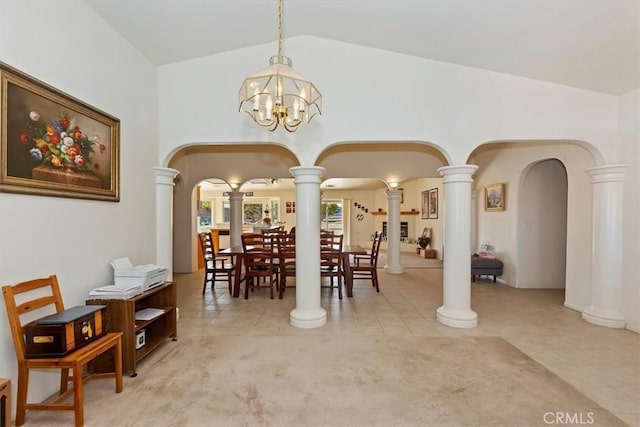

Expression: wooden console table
xmin=87 ymin=281 xmax=177 ymax=376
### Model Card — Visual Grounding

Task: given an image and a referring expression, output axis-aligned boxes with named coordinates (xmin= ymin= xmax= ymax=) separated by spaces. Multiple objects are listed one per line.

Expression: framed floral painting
xmin=0 ymin=62 xmax=120 ymax=201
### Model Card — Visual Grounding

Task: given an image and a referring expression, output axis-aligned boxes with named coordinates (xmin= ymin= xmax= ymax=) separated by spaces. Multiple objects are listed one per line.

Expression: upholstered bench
xmin=471 ymin=256 xmax=503 ymax=282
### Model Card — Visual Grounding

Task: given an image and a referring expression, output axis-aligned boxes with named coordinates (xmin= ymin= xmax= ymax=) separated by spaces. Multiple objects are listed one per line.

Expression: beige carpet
xmin=24 ymin=336 xmax=624 ymax=426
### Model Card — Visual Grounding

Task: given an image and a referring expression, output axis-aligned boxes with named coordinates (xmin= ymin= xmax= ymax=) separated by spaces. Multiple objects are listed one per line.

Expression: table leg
xmin=342 ymin=253 xmax=354 ymax=297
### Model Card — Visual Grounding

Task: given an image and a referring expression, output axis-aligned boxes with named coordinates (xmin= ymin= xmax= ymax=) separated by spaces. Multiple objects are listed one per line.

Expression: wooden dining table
xmin=341 ymin=245 xmax=367 ymax=297
xmin=220 ymin=243 xmax=368 ymax=298
xmin=218 ymin=246 xmax=247 ymax=297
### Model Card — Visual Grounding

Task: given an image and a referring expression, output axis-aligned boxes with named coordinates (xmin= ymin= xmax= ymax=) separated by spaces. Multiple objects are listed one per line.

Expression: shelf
xmin=87 ymin=281 xmax=177 ymax=376
xmin=371 ymin=211 xmax=419 ymax=215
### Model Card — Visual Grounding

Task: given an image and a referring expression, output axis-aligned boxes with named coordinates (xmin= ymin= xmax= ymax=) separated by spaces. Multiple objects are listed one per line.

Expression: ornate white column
xmin=290 ymin=166 xmax=326 ymax=328
xmin=582 ymin=164 xmax=628 ymax=328
xmin=384 ymin=190 xmax=404 ymax=274
xmin=153 ymin=167 xmax=180 ymax=280
xmin=437 ymin=165 xmax=478 ymax=328
xmin=228 ymin=191 xmax=244 ymax=248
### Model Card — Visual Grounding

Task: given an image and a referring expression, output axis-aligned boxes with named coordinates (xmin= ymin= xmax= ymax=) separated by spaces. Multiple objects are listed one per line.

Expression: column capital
xmin=290 ymin=166 xmax=325 ymax=183
xmin=586 ymin=164 xmax=628 ymax=183
xmin=385 ymin=190 xmax=402 ymax=201
xmin=152 ymin=167 xmax=180 ymax=185
xmin=437 ymin=165 xmax=479 ymax=183
xmin=228 ymin=191 xmax=245 ymax=201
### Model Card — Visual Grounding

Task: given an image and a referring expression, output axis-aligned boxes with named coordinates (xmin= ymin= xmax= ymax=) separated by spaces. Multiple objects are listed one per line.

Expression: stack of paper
xmin=88 ymin=284 xmax=143 ymax=300
xmin=134 ymin=307 xmax=165 ymax=321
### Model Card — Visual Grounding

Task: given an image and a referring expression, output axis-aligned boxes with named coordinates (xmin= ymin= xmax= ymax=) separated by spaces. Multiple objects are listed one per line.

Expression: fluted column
xmin=582 ymin=164 xmax=628 ymax=328
xmin=228 ymin=192 xmax=244 ymax=248
xmin=290 ymin=166 xmax=326 ymax=328
xmin=153 ymin=167 xmax=180 ymax=280
xmin=437 ymin=165 xmax=478 ymax=328
xmin=384 ymin=190 xmax=404 ymax=274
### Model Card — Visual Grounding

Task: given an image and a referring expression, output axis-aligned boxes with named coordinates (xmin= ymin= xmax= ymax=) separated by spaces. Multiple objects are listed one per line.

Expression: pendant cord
xmin=277 ymin=0 xmax=283 ymax=58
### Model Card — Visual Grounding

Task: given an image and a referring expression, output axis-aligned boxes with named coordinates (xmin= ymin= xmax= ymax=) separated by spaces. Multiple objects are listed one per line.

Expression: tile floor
xmin=175 ymin=255 xmax=640 ymax=426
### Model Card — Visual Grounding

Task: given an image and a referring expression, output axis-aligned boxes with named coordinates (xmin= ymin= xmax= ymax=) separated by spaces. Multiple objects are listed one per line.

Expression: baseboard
xmin=626 ymin=324 xmax=640 ymax=334
xmin=563 ymin=302 xmax=583 ymax=313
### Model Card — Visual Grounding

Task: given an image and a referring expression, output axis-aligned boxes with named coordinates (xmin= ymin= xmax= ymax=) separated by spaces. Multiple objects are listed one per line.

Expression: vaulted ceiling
xmin=85 ymin=0 xmax=639 ymax=96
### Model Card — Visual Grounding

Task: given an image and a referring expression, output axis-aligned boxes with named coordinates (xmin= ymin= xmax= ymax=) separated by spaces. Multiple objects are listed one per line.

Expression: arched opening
xmin=517 ymin=159 xmax=568 ymax=289
xmin=469 ymin=140 xmax=600 ymax=311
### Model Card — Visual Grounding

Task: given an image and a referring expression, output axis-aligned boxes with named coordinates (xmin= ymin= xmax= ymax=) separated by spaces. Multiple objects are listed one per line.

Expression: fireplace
xmin=382 ymin=221 xmax=408 ymax=239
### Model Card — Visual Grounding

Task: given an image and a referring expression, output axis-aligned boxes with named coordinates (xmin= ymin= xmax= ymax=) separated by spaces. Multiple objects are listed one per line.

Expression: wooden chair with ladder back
xmin=346 ymin=230 xmax=383 ymax=292
xmin=2 ymin=275 xmax=123 ymax=426
xmin=241 ymin=233 xmax=279 ymax=299
xmin=276 ymin=232 xmax=296 ymax=299
xmin=320 ymin=231 xmax=344 ymax=299
xmin=198 ymin=231 xmax=236 ymax=295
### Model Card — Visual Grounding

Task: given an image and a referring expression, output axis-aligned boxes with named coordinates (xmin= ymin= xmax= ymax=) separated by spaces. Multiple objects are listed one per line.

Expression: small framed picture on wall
xmin=428 ymin=188 xmax=438 ymax=219
xmin=421 ymin=190 xmax=429 ymax=219
xmin=484 ymin=183 xmax=505 ymax=211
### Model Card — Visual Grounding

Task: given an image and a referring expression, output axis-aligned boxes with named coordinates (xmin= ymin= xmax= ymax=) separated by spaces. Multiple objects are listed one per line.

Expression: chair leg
xmin=279 ymin=276 xmax=285 ymax=299
xmin=373 ymin=271 xmax=380 ymax=293
xmin=15 ymin=365 xmax=28 ymax=426
xmin=72 ymin=364 xmax=84 ymax=427
xmin=202 ymin=272 xmax=208 ymax=294
xmin=337 ymin=274 xmax=343 ymax=300
xmin=269 ymin=276 xmax=274 ymax=299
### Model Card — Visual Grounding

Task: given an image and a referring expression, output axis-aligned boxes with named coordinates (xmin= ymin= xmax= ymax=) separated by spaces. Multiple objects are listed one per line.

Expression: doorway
xmin=517 ymin=159 xmax=568 ymax=289
xmin=321 ymin=199 xmax=343 ymax=234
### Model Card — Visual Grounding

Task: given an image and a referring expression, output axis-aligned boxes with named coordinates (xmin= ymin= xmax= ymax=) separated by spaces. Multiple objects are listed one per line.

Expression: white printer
xmin=111 ymin=257 xmax=168 ymax=291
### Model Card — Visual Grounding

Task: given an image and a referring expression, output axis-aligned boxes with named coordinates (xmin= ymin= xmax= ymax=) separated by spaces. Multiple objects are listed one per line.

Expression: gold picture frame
xmin=484 ymin=183 xmax=505 ymax=211
xmin=0 ymin=62 xmax=120 ymax=201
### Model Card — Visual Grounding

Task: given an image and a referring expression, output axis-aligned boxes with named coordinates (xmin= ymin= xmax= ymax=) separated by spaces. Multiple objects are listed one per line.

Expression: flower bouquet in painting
xmin=15 ymin=110 xmax=107 ymax=190
xmin=20 ymin=110 xmax=105 ymax=173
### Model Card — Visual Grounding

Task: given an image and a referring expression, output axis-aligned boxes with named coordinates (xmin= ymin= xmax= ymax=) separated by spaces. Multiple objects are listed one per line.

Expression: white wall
xmin=473 ymin=143 xmax=596 ymax=311
xmin=619 ymin=90 xmax=640 ymax=332
xmin=157 ymin=36 xmax=619 ymax=168
xmin=0 ymin=0 xmax=159 ymax=405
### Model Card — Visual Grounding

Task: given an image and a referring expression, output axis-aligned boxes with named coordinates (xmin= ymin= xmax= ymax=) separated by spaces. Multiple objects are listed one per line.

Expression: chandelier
xmin=238 ymin=0 xmax=322 ymax=132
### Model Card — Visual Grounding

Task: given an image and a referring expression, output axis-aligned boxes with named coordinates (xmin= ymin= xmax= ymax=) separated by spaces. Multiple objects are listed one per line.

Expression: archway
xmin=517 ymin=159 xmax=568 ymax=289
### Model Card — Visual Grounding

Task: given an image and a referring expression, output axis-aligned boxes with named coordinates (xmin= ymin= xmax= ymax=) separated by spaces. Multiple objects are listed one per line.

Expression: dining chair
xmin=347 ymin=230 xmax=383 ymax=292
xmin=241 ymin=233 xmax=278 ymax=299
xmin=320 ymin=231 xmax=344 ymax=299
xmin=2 ymin=275 xmax=123 ymax=426
xmin=198 ymin=231 xmax=235 ymax=295
xmin=261 ymin=227 xmax=286 ymax=284
xmin=276 ymin=232 xmax=296 ymax=299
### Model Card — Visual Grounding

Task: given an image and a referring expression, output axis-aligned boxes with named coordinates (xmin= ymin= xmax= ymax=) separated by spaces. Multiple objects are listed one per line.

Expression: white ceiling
xmin=85 ymin=0 xmax=639 ymax=95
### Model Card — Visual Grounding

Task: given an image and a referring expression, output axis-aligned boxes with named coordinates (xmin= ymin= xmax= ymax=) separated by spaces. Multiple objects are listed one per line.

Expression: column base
xmin=290 ymin=307 xmax=327 ymax=329
xmin=582 ymin=306 xmax=625 ymax=329
xmin=436 ymin=306 xmax=478 ymax=328
xmin=384 ymin=265 xmax=405 ymax=274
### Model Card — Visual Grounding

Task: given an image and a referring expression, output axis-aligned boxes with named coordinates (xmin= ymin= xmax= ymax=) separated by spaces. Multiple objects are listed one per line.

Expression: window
xmin=223 ymin=201 xmax=230 ymax=223
xmin=243 ymin=203 xmax=263 ymax=224
xmin=199 ymin=201 xmax=212 ymax=227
